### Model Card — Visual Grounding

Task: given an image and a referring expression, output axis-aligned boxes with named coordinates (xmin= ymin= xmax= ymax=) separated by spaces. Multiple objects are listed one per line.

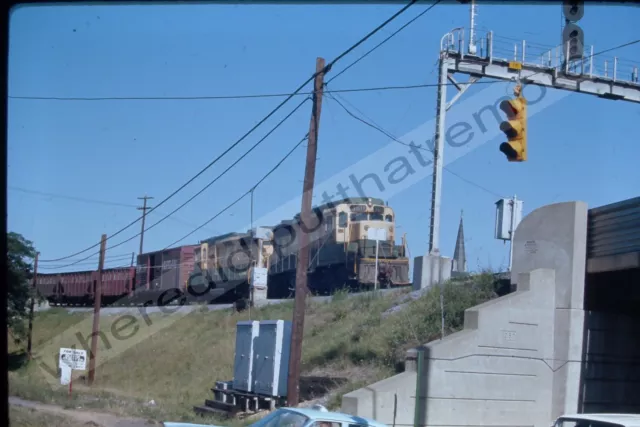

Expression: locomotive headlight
xmin=389 ymin=226 xmax=393 ymax=232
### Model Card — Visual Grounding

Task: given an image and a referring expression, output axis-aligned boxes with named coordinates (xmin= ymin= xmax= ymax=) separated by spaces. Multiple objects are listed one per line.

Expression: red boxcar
xmin=135 ymin=245 xmax=196 ymax=296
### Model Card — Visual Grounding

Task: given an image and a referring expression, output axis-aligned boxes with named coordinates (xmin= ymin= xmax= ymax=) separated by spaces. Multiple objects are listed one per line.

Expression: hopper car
xmin=35 ymin=267 xmax=136 ymax=306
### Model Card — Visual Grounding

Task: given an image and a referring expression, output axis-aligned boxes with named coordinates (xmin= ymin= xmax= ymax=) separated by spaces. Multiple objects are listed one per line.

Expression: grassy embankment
xmin=8 ymin=272 xmax=502 ymax=424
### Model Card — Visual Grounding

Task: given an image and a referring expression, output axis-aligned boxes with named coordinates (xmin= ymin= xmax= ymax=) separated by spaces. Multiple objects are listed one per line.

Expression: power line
xmin=37 ymin=253 xmax=135 ymax=270
xmin=12 ymin=41 xmax=637 ymax=104
xmin=40 ymin=97 xmax=309 ymax=263
xmin=44 ymin=97 xmax=311 ymax=270
xmin=326 ymin=91 xmax=505 ymax=199
xmin=109 ymin=98 xmax=311 ymax=249
xmin=8 ymin=186 xmax=138 ymax=208
xmin=10 ymin=186 xmax=218 ymax=233
xmin=519 ymin=38 xmax=640 ymax=89
xmin=325 ymin=40 xmax=640 ymax=199
xmin=591 ymin=39 xmax=640 ymax=57
xmin=327 ymin=0 xmax=443 ymax=84
xmin=163 ymin=133 xmax=309 ymax=250
xmin=39 ymin=0 xmax=422 ymax=264
xmin=6 ymin=82 xmax=502 ymax=102
xmin=9 ymin=40 xmax=636 ymax=102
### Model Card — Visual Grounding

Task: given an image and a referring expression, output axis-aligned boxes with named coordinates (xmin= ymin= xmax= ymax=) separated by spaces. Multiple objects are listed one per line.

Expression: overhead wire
xmin=38 ymin=253 xmax=136 ymax=270
xmin=14 ymin=43 xmax=636 ymax=106
xmin=326 ymin=0 xmax=443 ymax=84
xmin=516 ymin=38 xmax=640 ymax=91
xmin=162 ymin=133 xmax=309 ymax=250
xmin=39 ymin=0 xmax=424 ymax=264
xmin=8 ymin=81 xmax=500 ymax=102
xmin=325 ymin=37 xmax=640 ymax=201
xmin=40 ymin=8 xmax=633 ymax=266
xmin=159 ymin=36 xmax=640 ymax=250
xmin=9 ymin=186 xmax=138 ymax=208
xmin=47 ymin=97 xmax=311 ymax=270
xmin=10 ymin=186 xmax=219 ymax=233
xmin=326 ymin=91 xmax=505 ymax=199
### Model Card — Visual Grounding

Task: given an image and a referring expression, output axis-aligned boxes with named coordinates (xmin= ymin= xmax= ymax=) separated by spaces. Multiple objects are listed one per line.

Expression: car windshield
xmin=250 ymin=409 xmax=310 ymax=427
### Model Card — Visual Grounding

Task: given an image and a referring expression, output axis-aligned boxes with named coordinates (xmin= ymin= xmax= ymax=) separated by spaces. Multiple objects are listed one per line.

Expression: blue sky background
xmin=8 ymin=2 xmax=640 ymax=274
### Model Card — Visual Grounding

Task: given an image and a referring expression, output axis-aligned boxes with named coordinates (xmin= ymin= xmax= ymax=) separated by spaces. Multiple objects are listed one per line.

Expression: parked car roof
xmin=253 ymin=406 xmax=388 ymax=427
xmin=555 ymin=414 xmax=640 ymax=427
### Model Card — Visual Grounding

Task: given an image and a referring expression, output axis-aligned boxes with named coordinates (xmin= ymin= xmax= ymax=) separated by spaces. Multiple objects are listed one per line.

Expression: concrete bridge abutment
xmin=342 ymin=201 xmax=589 ymax=427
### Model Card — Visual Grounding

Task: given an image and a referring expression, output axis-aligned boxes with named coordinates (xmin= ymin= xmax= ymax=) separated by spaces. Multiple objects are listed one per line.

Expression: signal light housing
xmin=498 ymin=93 xmax=527 ymax=162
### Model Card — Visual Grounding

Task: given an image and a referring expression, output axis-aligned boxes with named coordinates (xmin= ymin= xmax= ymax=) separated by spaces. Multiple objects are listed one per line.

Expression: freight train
xmin=186 ymin=196 xmax=411 ymax=306
xmin=35 ymin=196 xmax=411 ymax=307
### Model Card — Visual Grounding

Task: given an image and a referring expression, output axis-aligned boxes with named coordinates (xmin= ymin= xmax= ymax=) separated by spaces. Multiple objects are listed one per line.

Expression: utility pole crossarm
xmin=137 ymin=196 xmax=154 ymax=255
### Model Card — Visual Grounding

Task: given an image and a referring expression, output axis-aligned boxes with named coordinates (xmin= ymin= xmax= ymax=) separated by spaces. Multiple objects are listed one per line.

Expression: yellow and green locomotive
xmin=187 ymin=196 xmax=410 ymax=303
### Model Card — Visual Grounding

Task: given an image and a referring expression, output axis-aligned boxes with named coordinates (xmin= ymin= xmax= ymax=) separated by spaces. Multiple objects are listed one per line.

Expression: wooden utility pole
xmin=137 ymin=196 xmax=153 ymax=255
xmin=88 ymin=234 xmax=107 ymax=385
xmin=287 ymin=57 xmax=326 ymax=407
xmin=26 ymin=252 xmax=39 ymax=360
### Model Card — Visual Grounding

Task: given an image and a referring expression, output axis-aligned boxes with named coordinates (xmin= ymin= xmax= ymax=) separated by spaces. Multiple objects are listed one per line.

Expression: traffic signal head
xmin=499 ymin=96 xmax=527 ymax=162
xmin=562 ymin=1 xmax=585 ymax=61
xmin=563 ymin=0 xmax=584 ymax=22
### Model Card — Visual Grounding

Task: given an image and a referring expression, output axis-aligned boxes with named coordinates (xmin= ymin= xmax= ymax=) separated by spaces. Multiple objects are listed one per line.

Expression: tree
xmin=7 ymin=231 xmax=38 ymax=343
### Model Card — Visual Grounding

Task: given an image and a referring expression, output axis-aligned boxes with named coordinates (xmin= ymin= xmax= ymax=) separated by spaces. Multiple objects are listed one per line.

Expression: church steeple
xmin=452 ymin=210 xmax=467 ymax=273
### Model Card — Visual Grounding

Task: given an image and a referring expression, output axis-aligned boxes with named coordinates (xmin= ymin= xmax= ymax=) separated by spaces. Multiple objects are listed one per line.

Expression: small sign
xmin=508 ymin=61 xmax=523 ymax=70
xmin=253 ymin=227 xmax=273 ymax=240
xmin=251 ymin=267 xmax=268 ymax=290
xmin=367 ymin=227 xmax=387 ymax=242
xmin=59 ymin=348 xmax=87 ymax=371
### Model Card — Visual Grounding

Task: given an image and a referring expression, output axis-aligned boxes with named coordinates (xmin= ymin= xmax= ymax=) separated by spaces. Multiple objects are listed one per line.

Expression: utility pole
xmin=88 ymin=234 xmax=107 ymax=386
xmin=137 ymin=196 xmax=153 ymax=255
xmin=287 ymin=57 xmax=326 ymax=407
xmin=27 ymin=252 xmax=39 ymax=360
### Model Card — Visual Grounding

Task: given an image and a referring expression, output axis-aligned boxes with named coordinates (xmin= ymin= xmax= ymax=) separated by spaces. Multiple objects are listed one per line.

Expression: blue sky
xmin=8 ymin=2 xmax=640 ymax=274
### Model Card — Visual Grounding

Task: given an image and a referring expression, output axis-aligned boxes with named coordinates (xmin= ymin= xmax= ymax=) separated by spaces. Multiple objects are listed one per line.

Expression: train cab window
xmin=370 ymin=212 xmax=384 ymax=221
xmin=385 ymin=214 xmax=393 ymax=222
xmin=325 ymin=215 xmax=334 ymax=231
xmin=350 ymin=213 xmax=368 ymax=222
xmin=338 ymin=212 xmax=348 ymax=228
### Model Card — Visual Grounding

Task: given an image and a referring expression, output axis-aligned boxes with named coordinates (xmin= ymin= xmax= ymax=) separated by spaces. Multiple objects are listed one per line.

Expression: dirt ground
xmin=9 ymin=396 xmax=167 ymax=427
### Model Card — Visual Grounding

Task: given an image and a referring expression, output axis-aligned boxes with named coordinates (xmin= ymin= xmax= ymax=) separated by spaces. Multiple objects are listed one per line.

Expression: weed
xmin=9 ymin=273 xmax=502 ymax=419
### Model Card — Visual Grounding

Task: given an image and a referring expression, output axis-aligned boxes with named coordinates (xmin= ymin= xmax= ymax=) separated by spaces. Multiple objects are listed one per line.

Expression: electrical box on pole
xmin=495 ymin=198 xmax=523 ymax=241
xmin=562 ymin=0 xmax=585 ymax=62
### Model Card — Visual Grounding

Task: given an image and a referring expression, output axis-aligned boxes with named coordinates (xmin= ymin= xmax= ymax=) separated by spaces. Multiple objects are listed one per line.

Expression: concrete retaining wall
xmin=341 ymin=201 xmax=589 ymax=427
